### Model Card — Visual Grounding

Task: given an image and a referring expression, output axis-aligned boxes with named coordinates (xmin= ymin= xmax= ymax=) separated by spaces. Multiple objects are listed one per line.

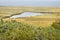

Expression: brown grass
xmin=3 ymin=14 xmax=60 ymax=27
xmin=1 ymin=6 xmax=60 ymax=27
xmin=0 ymin=6 xmax=60 ymax=17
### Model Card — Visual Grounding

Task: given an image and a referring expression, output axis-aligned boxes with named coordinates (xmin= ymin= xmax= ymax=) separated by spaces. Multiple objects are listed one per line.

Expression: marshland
xmin=0 ymin=6 xmax=60 ymax=40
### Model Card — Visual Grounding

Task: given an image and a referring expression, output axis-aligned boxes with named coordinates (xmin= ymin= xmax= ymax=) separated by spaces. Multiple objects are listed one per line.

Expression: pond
xmin=10 ymin=12 xmax=46 ymax=18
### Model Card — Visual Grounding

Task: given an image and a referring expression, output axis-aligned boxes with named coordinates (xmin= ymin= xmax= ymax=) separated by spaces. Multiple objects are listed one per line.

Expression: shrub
xmin=0 ymin=19 xmax=60 ymax=40
xmin=51 ymin=21 xmax=60 ymax=40
xmin=0 ymin=19 xmax=41 ymax=40
xmin=52 ymin=21 xmax=60 ymax=30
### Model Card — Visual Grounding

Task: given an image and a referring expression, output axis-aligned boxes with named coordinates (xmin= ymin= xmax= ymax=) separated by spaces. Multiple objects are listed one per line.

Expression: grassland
xmin=0 ymin=6 xmax=60 ymax=26
xmin=3 ymin=14 xmax=60 ymax=27
xmin=0 ymin=6 xmax=60 ymax=17
xmin=0 ymin=6 xmax=60 ymax=40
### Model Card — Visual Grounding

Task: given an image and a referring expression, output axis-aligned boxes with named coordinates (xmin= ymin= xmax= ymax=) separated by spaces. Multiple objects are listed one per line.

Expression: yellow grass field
xmin=3 ymin=14 xmax=60 ymax=27
xmin=0 ymin=6 xmax=60 ymax=17
xmin=0 ymin=6 xmax=60 ymax=27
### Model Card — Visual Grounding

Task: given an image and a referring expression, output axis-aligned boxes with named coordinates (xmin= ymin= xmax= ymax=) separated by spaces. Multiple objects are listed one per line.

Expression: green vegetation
xmin=52 ymin=20 xmax=60 ymax=30
xmin=0 ymin=6 xmax=60 ymax=40
xmin=0 ymin=18 xmax=60 ymax=40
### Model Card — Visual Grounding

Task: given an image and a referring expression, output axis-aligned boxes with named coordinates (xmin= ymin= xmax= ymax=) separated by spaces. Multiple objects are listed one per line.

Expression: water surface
xmin=10 ymin=12 xmax=45 ymax=18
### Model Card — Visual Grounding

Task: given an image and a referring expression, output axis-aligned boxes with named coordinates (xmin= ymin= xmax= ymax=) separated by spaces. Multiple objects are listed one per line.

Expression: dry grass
xmin=3 ymin=14 xmax=60 ymax=27
xmin=2 ymin=18 xmax=56 ymax=27
xmin=1 ymin=6 xmax=60 ymax=27
xmin=0 ymin=6 xmax=60 ymax=17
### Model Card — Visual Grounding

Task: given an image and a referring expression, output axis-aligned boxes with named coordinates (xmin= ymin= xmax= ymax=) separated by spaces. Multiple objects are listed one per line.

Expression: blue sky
xmin=0 ymin=0 xmax=60 ymax=7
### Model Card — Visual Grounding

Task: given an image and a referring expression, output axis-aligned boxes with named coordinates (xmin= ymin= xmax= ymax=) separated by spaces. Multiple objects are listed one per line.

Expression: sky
xmin=0 ymin=0 xmax=60 ymax=7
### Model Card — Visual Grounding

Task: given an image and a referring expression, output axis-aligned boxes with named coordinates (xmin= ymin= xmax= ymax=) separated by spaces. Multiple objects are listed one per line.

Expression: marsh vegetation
xmin=0 ymin=18 xmax=60 ymax=40
xmin=0 ymin=7 xmax=60 ymax=40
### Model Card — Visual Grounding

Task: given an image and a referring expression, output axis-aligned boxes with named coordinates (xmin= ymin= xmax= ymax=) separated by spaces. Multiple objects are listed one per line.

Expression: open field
xmin=0 ymin=6 xmax=60 ymax=17
xmin=0 ymin=6 xmax=60 ymax=26
xmin=0 ymin=6 xmax=60 ymax=40
xmin=3 ymin=14 xmax=60 ymax=27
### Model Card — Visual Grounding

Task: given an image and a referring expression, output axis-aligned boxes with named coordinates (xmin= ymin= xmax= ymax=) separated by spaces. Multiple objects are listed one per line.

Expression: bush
xmin=0 ymin=19 xmax=42 ymax=40
xmin=51 ymin=21 xmax=60 ymax=40
xmin=0 ymin=19 xmax=60 ymax=40
xmin=52 ymin=21 xmax=60 ymax=30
